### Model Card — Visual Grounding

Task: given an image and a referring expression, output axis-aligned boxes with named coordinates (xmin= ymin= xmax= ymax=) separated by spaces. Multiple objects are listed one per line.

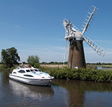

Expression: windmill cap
xmin=75 ymin=31 xmax=83 ymax=38
xmin=65 ymin=30 xmax=83 ymax=40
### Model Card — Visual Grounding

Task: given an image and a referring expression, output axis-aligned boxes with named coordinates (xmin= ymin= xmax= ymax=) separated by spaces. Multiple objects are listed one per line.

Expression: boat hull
xmin=9 ymin=74 xmax=51 ymax=86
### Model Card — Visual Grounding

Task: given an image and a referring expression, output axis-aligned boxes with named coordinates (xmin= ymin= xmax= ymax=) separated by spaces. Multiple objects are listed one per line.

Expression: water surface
xmin=0 ymin=71 xmax=112 ymax=107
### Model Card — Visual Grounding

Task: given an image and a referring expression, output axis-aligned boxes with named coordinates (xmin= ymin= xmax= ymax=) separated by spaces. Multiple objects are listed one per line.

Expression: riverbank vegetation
xmin=40 ymin=66 xmax=112 ymax=83
xmin=0 ymin=62 xmax=112 ymax=83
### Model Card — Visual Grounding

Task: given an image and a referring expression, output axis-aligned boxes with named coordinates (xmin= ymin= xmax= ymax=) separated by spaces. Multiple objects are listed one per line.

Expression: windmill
xmin=63 ymin=6 xmax=104 ymax=69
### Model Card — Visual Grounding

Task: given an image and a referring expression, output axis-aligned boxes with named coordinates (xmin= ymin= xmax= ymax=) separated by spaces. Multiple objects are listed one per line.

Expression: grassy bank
xmin=40 ymin=67 xmax=112 ymax=83
xmin=0 ymin=64 xmax=15 ymax=72
xmin=1 ymin=63 xmax=112 ymax=83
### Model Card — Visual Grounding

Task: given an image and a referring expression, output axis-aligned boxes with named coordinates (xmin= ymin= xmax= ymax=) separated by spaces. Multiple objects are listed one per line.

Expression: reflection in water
xmin=53 ymin=80 xmax=84 ymax=107
xmin=9 ymin=80 xmax=54 ymax=100
xmin=84 ymin=91 xmax=112 ymax=107
xmin=53 ymin=79 xmax=112 ymax=107
xmin=0 ymin=71 xmax=9 ymax=84
xmin=0 ymin=72 xmax=2 ymax=85
xmin=1 ymin=71 xmax=112 ymax=107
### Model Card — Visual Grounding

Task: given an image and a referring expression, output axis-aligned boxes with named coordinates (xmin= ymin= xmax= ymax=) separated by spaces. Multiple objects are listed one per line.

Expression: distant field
xmin=40 ymin=64 xmax=97 ymax=69
xmin=101 ymin=65 xmax=112 ymax=68
xmin=40 ymin=64 xmax=112 ymax=70
xmin=0 ymin=63 xmax=112 ymax=69
xmin=41 ymin=64 xmax=97 ymax=69
xmin=40 ymin=64 xmax=67 ymax=68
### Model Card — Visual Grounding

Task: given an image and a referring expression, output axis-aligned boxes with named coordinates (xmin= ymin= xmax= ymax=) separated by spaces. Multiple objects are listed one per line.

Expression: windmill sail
xmin=83 ymin=37 xmax=104 ymax=56
xmin=82 ymin=6 xmax=96 ymax=35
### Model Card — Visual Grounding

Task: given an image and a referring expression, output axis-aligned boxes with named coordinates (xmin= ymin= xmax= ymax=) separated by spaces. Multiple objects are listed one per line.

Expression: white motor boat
xmin=9 ymin=67 xmax=54 ymax=86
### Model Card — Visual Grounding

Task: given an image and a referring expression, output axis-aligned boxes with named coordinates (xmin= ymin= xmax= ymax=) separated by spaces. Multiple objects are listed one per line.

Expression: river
xmin=0 ymin=71 xmax=112 ymax=107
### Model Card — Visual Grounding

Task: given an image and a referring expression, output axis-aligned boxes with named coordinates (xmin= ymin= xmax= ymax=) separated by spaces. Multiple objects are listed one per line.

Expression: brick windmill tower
xmin=63 ymin=6 xmax=104 ymax=68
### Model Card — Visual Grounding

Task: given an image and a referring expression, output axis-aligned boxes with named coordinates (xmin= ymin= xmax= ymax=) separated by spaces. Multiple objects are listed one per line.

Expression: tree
xmin=27 ymin=55 xmax=40 ymax=67
xmin=1 ymin=47 xmax=20 ymax=67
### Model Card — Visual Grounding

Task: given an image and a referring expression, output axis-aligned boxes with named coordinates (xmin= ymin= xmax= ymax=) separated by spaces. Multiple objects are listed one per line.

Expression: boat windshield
xmin=30 ymin=69 xmax=36 ymax=73
xmin=29 ymin=68 xmax=42 ymax=73
xmin=34 ymin=69 xmax=41 ymax=72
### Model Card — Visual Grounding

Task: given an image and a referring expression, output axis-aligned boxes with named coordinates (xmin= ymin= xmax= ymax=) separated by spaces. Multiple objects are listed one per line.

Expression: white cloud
xmin=19 ymin=44 xmax=112 ymax=63
xmin=5 ymin=40 xmax=111 ymax=63
xmin=18 ymin=45 xmax=66 ymax=62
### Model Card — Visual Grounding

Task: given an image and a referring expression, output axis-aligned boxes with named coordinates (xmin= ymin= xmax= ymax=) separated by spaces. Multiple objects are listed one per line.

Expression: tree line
xmin=1 ymin=47 xmax=39 ymax=68
xmin=41 ymin=61 xmax=68 ymax=64
xmin=1 ymin=47 xmax=112 ymax=68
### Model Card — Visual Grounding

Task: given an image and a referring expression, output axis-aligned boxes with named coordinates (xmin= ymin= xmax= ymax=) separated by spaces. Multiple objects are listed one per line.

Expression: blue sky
xmin=0 ymin=0 xmax=112 ymax=63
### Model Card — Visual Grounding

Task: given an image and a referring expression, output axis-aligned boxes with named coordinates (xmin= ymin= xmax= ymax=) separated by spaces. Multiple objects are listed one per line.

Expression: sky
xmin=0 ymin=0 xmax=112 ymax=63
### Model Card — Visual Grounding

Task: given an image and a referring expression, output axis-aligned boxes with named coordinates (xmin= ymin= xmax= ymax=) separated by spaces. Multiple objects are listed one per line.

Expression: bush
xmin=40 ymin=66 xmax=112 ymax=83
xmin=27 ymin=55 xmax=39 ymax=67
xmin=34 ymin=63 xmax=40 ymax=68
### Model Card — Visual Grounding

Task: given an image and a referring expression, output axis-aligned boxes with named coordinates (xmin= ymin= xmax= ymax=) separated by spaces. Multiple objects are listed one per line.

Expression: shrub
xmin=40 ymin=66 xmax=112 ymax=82
xmin=34 ymin=63 xmax=40 ymax=68
xmin=27 ymin=55 xmax=39 ymax=67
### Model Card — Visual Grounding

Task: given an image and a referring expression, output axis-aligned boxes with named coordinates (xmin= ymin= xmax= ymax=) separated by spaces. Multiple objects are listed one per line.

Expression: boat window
xmin=35 ymin=69 xmax=41 ymax=72
xmin=24 ymin=75 xmax=33 ymax=77
xmin=18 ymin=70 xmax=25 ymax=73
xmin=13 ymin=72 xmax=16 ymax=74
xmin=26 ymin=70 xmax=30 ymax=72
xmin=30 ymin=69 xmax=34 ymax=71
